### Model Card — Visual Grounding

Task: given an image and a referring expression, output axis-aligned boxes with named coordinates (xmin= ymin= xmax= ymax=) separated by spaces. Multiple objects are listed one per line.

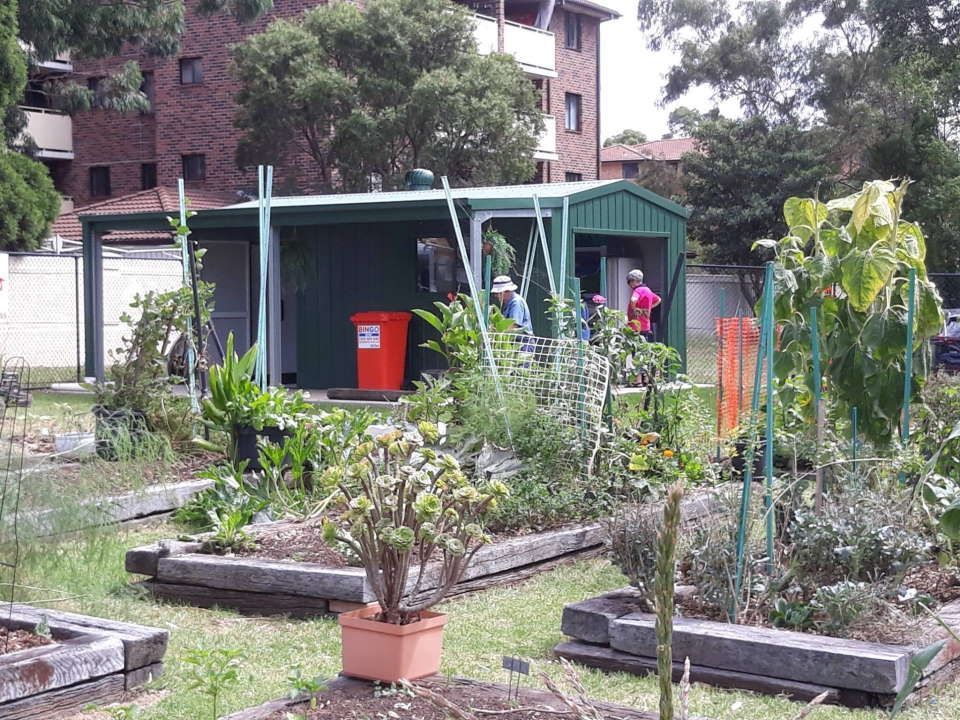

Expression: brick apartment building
xmin=23 ymin=0 xmax=618 ymax=210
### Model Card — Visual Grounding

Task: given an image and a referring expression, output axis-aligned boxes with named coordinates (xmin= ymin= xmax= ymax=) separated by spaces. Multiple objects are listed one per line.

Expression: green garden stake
xmin=810 ymin=306 xmax=823 ymax=510
xmin=483 ymin=254 xmax=492 ymax=325
xmin=851 ymin=406 xmax=858 ymax=471
xmin=176 ymin=179 xmax=199 ymax=414
xmin=717 ymin=287 xmax=727 ymax=462
xmin=600 ymin=256 xmax=608 ymax=297
xmin=900 ymin=267 xmax=917 ymax=484
xmin=762 ymin=261 xmax=776 ymax=575
xmin=733 ymin=273 xmax=771 ymax=615
xmin=902 ymin=268 xmax=917 ymax=443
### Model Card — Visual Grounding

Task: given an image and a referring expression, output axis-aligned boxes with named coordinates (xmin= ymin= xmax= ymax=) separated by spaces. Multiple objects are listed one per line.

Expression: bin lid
xmin=350 ymin=311 xmax=413 ymax=323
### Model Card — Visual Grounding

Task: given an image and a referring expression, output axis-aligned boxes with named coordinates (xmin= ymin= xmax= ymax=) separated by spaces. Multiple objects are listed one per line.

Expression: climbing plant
xmin=759 ymin=180 xmax=943 ymax=446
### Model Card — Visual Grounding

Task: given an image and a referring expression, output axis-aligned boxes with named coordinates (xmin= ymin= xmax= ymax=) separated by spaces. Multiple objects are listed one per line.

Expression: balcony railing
xmin=535 ymin=114 xmax=558 ymax=161
xmin=22 ymin=107 xmax=74 ymax=160
xmin=472 ymin=13 xmax=557 ymax=77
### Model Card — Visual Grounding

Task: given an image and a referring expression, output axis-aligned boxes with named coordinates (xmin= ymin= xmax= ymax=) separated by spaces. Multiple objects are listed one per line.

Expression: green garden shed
xmin=80 ymin=179 xmax=689 ymax=388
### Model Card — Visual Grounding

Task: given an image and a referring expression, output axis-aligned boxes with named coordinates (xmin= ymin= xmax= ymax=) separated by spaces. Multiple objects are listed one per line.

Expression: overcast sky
xmin=598 ymin=0 xmax=738 ymax=142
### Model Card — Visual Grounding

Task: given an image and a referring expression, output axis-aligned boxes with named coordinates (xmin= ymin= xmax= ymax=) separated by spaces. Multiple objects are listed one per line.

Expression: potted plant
xmin=481 ymin=228 xmax=516 ymax=276
xmin=202 ymin=333 xmax=311 ymax=468
xmin=320 ymin=422 xmax=508 ymax=682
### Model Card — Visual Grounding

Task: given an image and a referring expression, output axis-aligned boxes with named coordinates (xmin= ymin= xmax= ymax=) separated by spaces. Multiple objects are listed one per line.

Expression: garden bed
xmin=222 ymin=675 xmax=700 ymax=720
xmin=557 ymin=588 xmax=960 ymax=708
xmin=22 ymin=478 xmax=214 ymax=536
xmin=0 ymin=604 xmax=168 ymax=719
xmin=127 ymin=489 xmax=724 ymax=617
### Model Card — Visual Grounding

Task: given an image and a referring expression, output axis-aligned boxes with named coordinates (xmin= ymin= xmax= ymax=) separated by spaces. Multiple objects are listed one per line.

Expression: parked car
xmin=932 ymin=309 xmax=960 ymax=372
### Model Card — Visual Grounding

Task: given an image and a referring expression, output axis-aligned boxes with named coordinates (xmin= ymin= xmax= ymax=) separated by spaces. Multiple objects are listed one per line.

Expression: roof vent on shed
xmin=404 ymin=168 xmax=435 ymax=191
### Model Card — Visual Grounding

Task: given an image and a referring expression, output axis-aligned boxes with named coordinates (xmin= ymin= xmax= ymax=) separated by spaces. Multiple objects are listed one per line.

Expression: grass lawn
xmin=3 ymin=525 xmax=956 ymax=720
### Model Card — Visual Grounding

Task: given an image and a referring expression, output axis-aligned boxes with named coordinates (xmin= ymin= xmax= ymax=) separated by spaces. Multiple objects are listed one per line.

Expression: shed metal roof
xmin=222 ymin=180 xmax=617 ymax=210
xmin=81 ymin=179 xmax=689 ymax=233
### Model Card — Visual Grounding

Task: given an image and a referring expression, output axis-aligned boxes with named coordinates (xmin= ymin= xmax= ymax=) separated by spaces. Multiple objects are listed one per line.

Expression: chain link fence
xmin=0 ymin=250 xmax=183 ymax=388
xmin=931 ymin=273 xmax=960 ymax=314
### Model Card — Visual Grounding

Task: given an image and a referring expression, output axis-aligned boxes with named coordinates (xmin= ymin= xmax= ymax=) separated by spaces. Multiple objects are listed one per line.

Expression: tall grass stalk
xmin=656 ymin=480 xmax=684 ymax=720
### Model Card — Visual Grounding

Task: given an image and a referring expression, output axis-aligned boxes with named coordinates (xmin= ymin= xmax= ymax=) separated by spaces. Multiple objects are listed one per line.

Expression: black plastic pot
xmin=232 ymin=424 xmax=291 ymax=471
xmin=93 ymin=405 xmax=148 ymax=460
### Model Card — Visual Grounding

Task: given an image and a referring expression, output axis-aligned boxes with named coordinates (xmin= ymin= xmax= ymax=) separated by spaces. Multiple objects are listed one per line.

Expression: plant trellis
xmin=254 ymin=165 xmax=274 ymax=390
xmin=177 ymin=179 xmax=199 ymax=413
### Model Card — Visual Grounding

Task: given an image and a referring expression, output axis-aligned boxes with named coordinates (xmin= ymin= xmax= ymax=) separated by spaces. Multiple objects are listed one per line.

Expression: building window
xmin=565 ymin=93 xmax=582 ymax=132
xmin=141 ymin=163 xmax=158 ymax=190
xmin=89 ymin=166 xmax=111 ymax=197
xmin=623 ymin=162 xmax=640 ymax=179
xmin=565 ymin=172 xmax=583 ymax=182
xmin=140 ymin=71 xmax=155 ymax=111
xmin=182 ymin=154 xmax=206 ymax=181
xmin=565 ymin=13 xmax=582 ymax=50
xmin=87 ymin=76 xmax=106 ymax=106
xmin=179 ymin=57 xmax=203 ymax=85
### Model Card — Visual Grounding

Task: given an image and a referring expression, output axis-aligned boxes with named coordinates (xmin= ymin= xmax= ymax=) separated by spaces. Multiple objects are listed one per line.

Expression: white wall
xmin=0 ymin=252 xmax=182 ymax=378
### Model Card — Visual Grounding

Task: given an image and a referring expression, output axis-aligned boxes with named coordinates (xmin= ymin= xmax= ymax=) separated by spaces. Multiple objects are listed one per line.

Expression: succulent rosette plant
xmin=321 ymin=421 xmax=509 ymax=625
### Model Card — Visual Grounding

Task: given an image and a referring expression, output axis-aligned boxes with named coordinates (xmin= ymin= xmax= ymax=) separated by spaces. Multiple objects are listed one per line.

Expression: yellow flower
xmin=662 ymin=449 xmax=674 ymax=458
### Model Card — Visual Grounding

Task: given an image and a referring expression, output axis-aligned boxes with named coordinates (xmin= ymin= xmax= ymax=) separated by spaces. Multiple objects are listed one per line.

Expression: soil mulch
xmin=228 ymin=521 xmax=542 ymax=567
xmin=0 ymin=627 xmax=53 ymax=655
xmin=262 ymin=678 xmax=652 ymax=720
xmin=236 ymin=523 xmax=351 ymax=566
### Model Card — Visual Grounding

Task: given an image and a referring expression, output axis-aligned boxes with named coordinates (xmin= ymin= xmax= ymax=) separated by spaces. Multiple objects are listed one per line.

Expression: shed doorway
xmin=575 ymin=234 xmax=668 ymax=341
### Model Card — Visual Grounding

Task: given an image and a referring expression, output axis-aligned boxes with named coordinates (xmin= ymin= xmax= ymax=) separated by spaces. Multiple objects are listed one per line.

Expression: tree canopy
xmin=637 ymin=0 xmax=960 ymax=269
xmin=232 ymin=0 xmax=543 ymax=192
xmin=683 ymin=115 xmax=834 ymax=264
xmin=604 ymin=129 xmax=647 ymax=147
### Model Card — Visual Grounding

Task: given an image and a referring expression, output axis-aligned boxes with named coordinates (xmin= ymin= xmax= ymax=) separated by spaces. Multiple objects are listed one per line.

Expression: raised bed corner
xmin=557 ymin=590 xmax=960 ymax=707
xmin=0 ymin=605 xmax=168 ymax=719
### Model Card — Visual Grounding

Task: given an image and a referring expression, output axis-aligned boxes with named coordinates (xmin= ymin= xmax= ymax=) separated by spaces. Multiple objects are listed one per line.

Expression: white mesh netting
xmin=483 ymin=332 xmax=611 ymax=472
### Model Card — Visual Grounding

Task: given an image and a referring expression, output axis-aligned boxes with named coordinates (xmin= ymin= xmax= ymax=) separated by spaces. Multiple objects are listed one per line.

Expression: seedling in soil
xmin=183 ymin=647 xmax=244 ymax=720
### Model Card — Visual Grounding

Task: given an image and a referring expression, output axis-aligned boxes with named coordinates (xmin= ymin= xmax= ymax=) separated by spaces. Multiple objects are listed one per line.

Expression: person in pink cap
xmin=626 ymin=269 xmax=660 ymax=340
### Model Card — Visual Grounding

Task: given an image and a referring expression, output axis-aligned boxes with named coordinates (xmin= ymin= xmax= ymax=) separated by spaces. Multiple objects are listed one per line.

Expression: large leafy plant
xmin=320 ymin=423 xmax=508 ymax=625
xmin=761 ymin=180 xmax=942 ymax=445
xmin=413 ymin=294 xmax=513 ymax=370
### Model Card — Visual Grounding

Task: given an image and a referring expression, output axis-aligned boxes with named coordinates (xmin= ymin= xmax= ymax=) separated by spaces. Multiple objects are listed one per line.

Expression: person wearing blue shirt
xmin=491 ymin=275 xmax=533 ymax=335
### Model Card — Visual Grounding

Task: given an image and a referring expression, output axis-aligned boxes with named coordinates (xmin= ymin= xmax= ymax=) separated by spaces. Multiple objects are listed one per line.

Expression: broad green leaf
xmin=840 ymin=246 xmax=896 ymax=312
xmin=752 ymin=238 xmax=778 ymax=250
xmin=940 ymin=501 xmax=960 ymax=540
xmin=820 ymin=227 xmax=844 ymax=256
xmin=890 ymin=640 xmax=946 ymax=717
xmin=898 ymin=222 xmax=926 ymax=261
xmin=826 ymin=193 xmax=857 ymax=212
xmin=915 ymin=282 xmax=944 ymax=343
xmin=783 ymin=197 xmax=826 ymax=241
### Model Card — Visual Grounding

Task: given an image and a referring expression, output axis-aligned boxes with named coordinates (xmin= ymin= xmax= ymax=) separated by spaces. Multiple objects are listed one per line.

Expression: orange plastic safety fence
xmin=716 ymin=317 xmax=760 ymax=438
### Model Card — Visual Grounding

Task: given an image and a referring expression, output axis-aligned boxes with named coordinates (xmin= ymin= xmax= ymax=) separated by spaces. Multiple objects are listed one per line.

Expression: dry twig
xmin=399 ymin=680 xmax=479 ymax=720
xmin=679 ymin=656 xmax=691 ymax=720
xmin=790 ymin=690 xmax=831 ymax=720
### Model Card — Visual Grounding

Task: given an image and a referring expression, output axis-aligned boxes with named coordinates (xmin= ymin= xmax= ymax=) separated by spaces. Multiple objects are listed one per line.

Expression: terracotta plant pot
xmin=338 ymin=606 xmax=448 ymax=682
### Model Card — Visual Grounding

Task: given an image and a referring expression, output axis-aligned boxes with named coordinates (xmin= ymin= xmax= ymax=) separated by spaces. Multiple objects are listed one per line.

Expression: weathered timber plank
xmin=6 ymin=605 xmax=168 ymax=671
xmin=0 ymin=635 xmax=124 ymax=703
xmin=610 ymin=613 xmax=910 ymax=694
xmin=224 ymin=675 xmax=685 ymax=720
xmin=144 ymin=580 xmax=330 ymax=618
xmin=125 ymin=661 xmax=163 ymax=690
xmin=561 ymin=588 xmax=649 ymax=645
xmin=125 ymin=540 xmax=204 ymax=576
xmin=0 ymin=673 xmax=126 ymax=720
xmin=445 ymin=546 xmax=606 ymax=598
xmin=22 ymin=480 xmax=213 ymax=535
xmin=157 ymin=554 xmax=372 ymax=602
xmin=553 ymin=641 xmax=870 ymax=707
xmin=913 ymin=598 xmax=960 ymax=677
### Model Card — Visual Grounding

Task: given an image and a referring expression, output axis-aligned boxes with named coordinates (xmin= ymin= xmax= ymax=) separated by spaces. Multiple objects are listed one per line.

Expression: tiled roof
xmin=600 ymin=137 xmax=699 ymax=164
xmin=52 ymin=187 xmax=235 ymax=244
xmin=633 ymin=137 xmax=698 ymax=162
xmin=600 ymin=144 xmax=649 ymax=163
